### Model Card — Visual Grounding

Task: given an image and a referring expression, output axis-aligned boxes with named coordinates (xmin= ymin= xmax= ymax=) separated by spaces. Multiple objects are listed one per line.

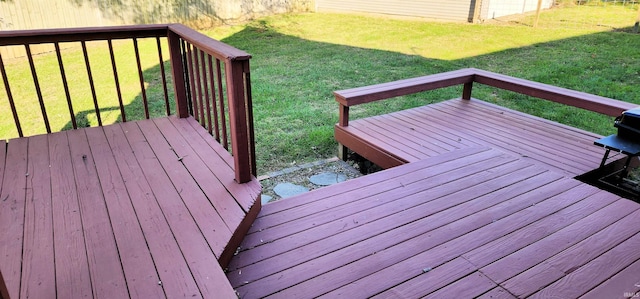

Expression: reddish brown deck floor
xmin=0 ymin=116 xmax=260 ymax=299
xmin=228 ymin=146 xmax=640 ymax=298
xmin=335 ymin=98 xmax=610 ymax=176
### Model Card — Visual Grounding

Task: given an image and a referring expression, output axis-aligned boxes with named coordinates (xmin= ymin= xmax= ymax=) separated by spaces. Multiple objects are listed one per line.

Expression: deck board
xmin=431 ymin=100 xmax=601 ymax=168
xmin=229 ymin=156 xmax=545 ymax=280
xmin=20 ymin=135 xmax=55 ymax=299
xmin=377 ymin=190 xmax=620 ymax=299
xmin=49 ymin=132 xmax=93 ymax=299
xmin=0 ymin=138 xmax=28 ymax=299
xmin=122 ymin=120 xmax=236 ymax=298
xmin=154 ymin=117 xmax=244 ymax=234
xmin=313 ymin=181 xmax=597 ymax=298
xmin=482 ymin=197 xmax=638 ymax=284
xmin=477 ymin=286 xmax=517 ymax=299
xmin=237 ymin=148 xmax=515 ymax=254
xmin=462 ymin=192 xmax=628 ymax=269
xmin=336 ymin=98 xmax=608 ymax=176
xmin=252 ymin=146 xmax=489 ymax=220
xmin=67 ymin=128 xmax=129 ymax=298
xmin=102 ymin=124 xmax=197 ymax=298
xmin=85 ymin=126 xmax=165 ymax=298
xmin=0 ymin=116 xmax=259 ymax=299
xmin=136 ymin=119 xmax=233 ymax=256
xmin=501 ymin=205 xmax=640 ymax=297
xmin=580 ymin=257 xmax=640 ymax=299
xmin=370 ymin=257 xmax=478 ymax=299
xmin=530 ymin=231 xmax=640 ymax=299
xmin=229 ymin=144 xmax=638 ymax=298
xmin=422 ymin=271 xmax=498 ymax=299
xmin=413 ymin=101 xmax=594 ymax=174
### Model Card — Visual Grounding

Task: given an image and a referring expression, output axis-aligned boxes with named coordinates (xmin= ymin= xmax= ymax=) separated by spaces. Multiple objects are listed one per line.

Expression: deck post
xmin=462 ymin=81 xmax=473 ymax=100
xmin=167 ymin=30 xmax=190 ymax=118
xmin=338 ymin=143 xmax=349 ymax=161
xmin=226 ymin=58 xmax=253 ymax=183
xmin=338 ymin=104 xmax=351 ymax=161
xmin=339 ymin=104 xmax=350 ymax=126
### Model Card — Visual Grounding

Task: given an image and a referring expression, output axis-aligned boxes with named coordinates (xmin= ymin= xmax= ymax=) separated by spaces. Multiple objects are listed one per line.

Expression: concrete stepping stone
xmin=309 ymin=172 xmax=347 ymax=186
xmin=261 ymin=194 xmax=273 ymax=205
xmin=273 ymin=183 xmax=309 ymax=198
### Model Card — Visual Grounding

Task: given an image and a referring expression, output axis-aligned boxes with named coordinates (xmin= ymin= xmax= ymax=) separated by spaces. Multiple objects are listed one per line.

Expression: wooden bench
xmin=335 ymin=68 xmax=637 ymax=176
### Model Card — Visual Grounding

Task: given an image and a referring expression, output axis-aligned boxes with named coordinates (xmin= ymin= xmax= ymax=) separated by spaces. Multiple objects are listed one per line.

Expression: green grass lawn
xmin=2 ymin=5 xmax=640 ymax=174
xmin=0 ymin=39 xmax=172 ymax=138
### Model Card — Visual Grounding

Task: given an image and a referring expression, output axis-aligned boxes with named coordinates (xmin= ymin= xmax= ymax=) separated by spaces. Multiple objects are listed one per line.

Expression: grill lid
xmin=615 ymin=107 xmax=640 ymax=139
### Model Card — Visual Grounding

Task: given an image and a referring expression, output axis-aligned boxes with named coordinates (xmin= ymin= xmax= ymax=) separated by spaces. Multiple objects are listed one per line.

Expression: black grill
xmin=615 ymin=107 xmax=640 ymax=140
xmin=587 ymin=107 xmax=640 ymax=200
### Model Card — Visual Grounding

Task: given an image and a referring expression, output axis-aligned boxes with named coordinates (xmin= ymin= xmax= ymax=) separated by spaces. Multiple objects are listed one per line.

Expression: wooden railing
xmin=0 ymin=24 xmax=255 ymax=183
xmin=335 ymin=68 xmax=638 ymax=127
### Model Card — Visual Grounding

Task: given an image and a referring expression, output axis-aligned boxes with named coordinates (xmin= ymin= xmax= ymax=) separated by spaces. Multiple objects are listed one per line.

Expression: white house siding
xmin=482 ymin=0 xmax=554 ymax=20
xmin=316 ymin=0 xmax=476 ymax=22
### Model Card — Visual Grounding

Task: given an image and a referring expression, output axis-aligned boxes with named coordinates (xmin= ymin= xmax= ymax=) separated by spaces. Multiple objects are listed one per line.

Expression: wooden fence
xmin=0 ymin=0 xmax=313 ymax=59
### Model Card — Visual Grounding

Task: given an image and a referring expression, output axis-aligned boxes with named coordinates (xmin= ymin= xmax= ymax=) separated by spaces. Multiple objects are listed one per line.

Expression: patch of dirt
xmin=259 ymin=151 xmax=392 ymax=203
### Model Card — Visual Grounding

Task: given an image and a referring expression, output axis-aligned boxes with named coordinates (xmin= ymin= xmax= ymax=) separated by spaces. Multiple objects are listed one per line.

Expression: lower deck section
xmin=229 ymin=147 xmax=640 ymax=298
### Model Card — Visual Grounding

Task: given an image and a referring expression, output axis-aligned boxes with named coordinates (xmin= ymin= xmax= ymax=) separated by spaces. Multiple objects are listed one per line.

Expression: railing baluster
xmin=463 ymin=81 xmax=473 ymax=100
xmin=156 ymin=37 xmax=170 ymax=116
xmin=180 ymin=40 xmax=193 ymax=115
xmin=81 ymin=41 xmax=102 ymax=126
xmin=245 ymin=66 xmax=257 ymax=177
xmin=208 ymin=55 xmax=220 ymax=141
xmin=0 ymin=53 xmax=23 ymax=137
xmin=168 ymin=32 xmax=188 ymax=117
xmin=54 ymin=42 xmax=77 ymax=130
xmin=25 ymin=44 xmax=51 ymax=134
xmin=186 ymin=43 xmax=199 ymax=121
xmin=133 ymin=38 xmax=149 ymax=119
xmin=108 ymin=39 xmax=126 ymax=122
xmin=216 ymin=58 xmax=228 ymax=150
xmin=202 ymin=53 xmax=213 ymax=135
xmin=193 ymin=48 xmax=205 ymax=125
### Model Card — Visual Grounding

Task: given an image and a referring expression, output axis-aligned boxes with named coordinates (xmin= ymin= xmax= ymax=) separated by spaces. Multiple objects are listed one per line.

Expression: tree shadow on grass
xmin=52 ymin=19 xmax=640 ymax=173
xmin=216 ymin=22 xmax=640 ymax=172
xmin=61 ymin=60 xmax=175 ymax=132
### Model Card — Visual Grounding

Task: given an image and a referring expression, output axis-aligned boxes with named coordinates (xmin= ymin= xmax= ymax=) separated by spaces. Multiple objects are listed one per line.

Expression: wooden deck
xmin=228 ymin=146 xmax=640 ymax=298
xmin=336 ymin=98 xmax=608 ymax=177
xmin=0 ymin=116 xmax=261 ymax=299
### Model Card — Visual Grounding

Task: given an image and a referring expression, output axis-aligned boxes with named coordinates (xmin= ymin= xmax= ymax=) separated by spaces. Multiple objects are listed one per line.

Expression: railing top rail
xmin=334 ymin=67 xmax=636 ymax=117
xmin=334 ymin=68 xmax=475 ymax=106
xmin=168 ymin=24 xmax=251 ymax=61
xmin=0 ymin=24 xmax=169 ymax=46
xmin=0 ymin=24 xmax=251 ymax=63
xmin=470 ymin=68 xmax=637 ymax=117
